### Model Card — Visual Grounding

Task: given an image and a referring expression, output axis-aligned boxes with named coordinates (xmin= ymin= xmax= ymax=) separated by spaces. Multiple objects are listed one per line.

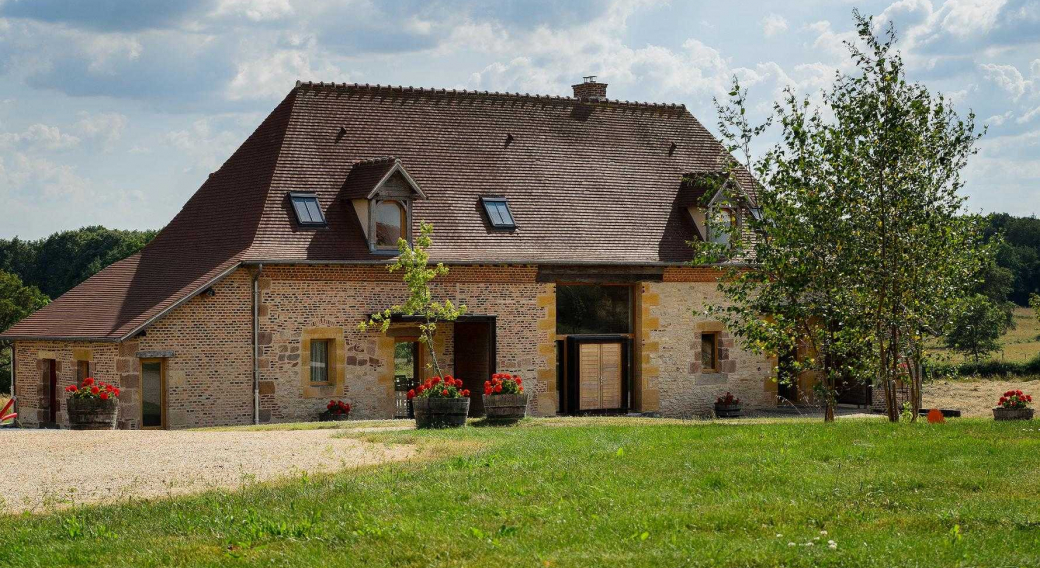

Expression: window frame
xmin=480 ymin=197 xmax=517 ymax=230
xmin=372 ymin=199 xmax=409 ymax=251
xmin=700 ymin=332 xmax=719 ymax=373
xmin=289 ymin=192 xmax=328 ymax=228
xmin=309 ymin=339 xmax=331 ymax=385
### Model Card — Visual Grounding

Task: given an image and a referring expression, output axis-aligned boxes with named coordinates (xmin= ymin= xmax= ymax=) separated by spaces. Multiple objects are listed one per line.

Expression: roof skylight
xmin=290 ymin=192 xmax=327 ymax=227
xmin=481 ymin=197 xmax=516 ymax=229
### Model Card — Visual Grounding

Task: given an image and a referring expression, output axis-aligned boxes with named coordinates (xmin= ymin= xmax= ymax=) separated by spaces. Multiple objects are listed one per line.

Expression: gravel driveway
xmin=0 ymin=428 xmax=415 ymax=514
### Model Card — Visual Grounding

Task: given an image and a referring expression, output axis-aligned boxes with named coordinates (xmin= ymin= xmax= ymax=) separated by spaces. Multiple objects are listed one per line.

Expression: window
xmin=290 ymin=192 xmax=326 ymax=227
xmin=701 ymin=332 xmax=718 ymax=372
xmin=76 ymin=360 xmax=90 ymax=383
xmin=557 ymin=285 xmax=632 ymax=335
xmin=310 ymin=340 xmax=330 ymax=383
xmin=141 ymin=359 xmax=166 ymax=429
xmin=709 ymin=209 xmax=736 ymax=245
xmin=481 ymin=197 xmax=516 ymax=229
xmin=375 ymin=200 xmax=406 ymax=248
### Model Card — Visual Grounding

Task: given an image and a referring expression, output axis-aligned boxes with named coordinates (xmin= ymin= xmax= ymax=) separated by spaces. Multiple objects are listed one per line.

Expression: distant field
xmin=929 ymin=306 xmax=1040 ymax=365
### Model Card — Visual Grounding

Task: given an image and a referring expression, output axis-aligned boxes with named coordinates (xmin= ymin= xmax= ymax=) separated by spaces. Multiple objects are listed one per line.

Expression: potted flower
xmin=320 ymin=400 xmax=351 ymax=422
xmin=406 ymin=375 xmax=470 ymax=428
xmin=994 ymin=389 xmax=1033 ymax=421
xmin=714 ymin=392 xmax=742 ymax=418
xmin=482 ymin=373 xmax=528 ymax=423
xmin=65 ymin=377 xmax=120 ymax=430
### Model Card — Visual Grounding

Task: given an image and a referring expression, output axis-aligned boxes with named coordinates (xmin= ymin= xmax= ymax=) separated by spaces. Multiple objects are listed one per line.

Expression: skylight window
xmin=481 ymin=197 xmax=516 ymax=229
xmin=290 ymin=192 xmax=326 ymax=227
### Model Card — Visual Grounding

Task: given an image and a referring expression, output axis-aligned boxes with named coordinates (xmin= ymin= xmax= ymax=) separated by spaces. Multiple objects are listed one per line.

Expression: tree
xmin=358 ymin=223 xmax=465 ymax=378
xmin=0 ymin=270 xmax=50 ymax=393
xmin=0 ymin=226 xmax=156 ymax=299
xmin=944 ymin=294 xmax=1011 ymax=363
xmin=699 ymin=12 xmax=987 ymax=422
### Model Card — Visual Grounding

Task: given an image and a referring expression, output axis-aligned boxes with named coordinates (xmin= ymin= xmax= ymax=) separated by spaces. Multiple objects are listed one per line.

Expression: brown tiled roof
xmin=2 ymin=81 xmax=754 ymax=341
xmin=340 ymin=157 xmax=399 ymax=199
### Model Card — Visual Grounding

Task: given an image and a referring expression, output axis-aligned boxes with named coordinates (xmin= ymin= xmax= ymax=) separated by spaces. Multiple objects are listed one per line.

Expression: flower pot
xmin=66 ymin=397 xmax=118 ymax=430
xmin=993 ymin=407 xmax=1034 ymax=421
xmin=319 ymin=411 xmax=350 ymax=422
xmin=714 ymin=403 xmax=742 ymax=419
xmin=482 ymin=393 xmax=529 ymax=423
xmin=413 ymin=397 xmax=469 ymax=429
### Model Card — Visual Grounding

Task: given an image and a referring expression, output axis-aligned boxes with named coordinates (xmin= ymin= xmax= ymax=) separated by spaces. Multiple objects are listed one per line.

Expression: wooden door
xmin=454 ymin=320 xmax=495 ymax=417
xmin=578 ymin=342 xmax=622 ymax=410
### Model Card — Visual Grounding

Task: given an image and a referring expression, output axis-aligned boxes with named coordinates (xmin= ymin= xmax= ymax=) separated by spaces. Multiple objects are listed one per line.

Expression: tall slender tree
xmin=698 ymin=12 xmax=988 ymax=422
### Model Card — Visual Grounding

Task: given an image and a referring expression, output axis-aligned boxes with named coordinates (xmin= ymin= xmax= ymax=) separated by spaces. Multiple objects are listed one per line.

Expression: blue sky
xmin=0 ymin=0 xmax=1037 ymax=239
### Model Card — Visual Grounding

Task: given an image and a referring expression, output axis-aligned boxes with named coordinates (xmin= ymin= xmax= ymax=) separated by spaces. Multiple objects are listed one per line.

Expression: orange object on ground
xmin=927 ymin=408 xmax=945 ymax=424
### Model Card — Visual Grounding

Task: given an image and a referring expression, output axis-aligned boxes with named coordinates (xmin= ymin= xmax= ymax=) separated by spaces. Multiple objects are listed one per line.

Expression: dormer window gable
xmin=679 ymin=172 xmax=750 ymax=244
xmin=343 ymin=157 xmax=426 ymax=253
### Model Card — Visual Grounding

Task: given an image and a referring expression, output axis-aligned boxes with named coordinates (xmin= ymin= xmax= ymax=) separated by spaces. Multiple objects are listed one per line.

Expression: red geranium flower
xmin=484 ymin=386 xmax=492 ymax=395
xmin=90 ymin=386 xmax=100 ymax=394
xmin=99 ymin=392 xmax=109 ymax=400
xmin=462 ymin=389 xmax=470 ymax=397
xmin=442 ymin=389 xmax=449 ymax=396
xmin=407 ymin=389 xmax=416 ymax=400
xmin=82 ymin=377 xmax=94 ymax=386
xmin=494 ymin=384 xmax=503 ymax=393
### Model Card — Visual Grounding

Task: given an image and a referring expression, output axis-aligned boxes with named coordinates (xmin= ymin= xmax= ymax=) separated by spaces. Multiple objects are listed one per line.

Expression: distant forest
xmin=985 ymin=214 xmax=1040 ymax=306
xmin=0 ymin=226 xmax=157 ymax=301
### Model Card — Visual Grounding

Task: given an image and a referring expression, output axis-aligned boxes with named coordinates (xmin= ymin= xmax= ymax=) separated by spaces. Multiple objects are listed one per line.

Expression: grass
xmin=929 ymin=306 xmax=1040 ymax=365
xmin=3 ymin=419 xmax=1040 ymax=567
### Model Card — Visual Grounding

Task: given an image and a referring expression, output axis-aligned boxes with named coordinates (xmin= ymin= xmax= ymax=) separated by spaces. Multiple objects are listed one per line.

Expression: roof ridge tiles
xmin=294 ymin=80 xmax=687 ymax=111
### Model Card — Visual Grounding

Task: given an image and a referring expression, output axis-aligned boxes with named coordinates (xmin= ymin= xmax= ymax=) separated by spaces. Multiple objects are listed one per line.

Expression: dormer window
xmin=342 ymin=157 xmax=427 ymax=253
xmin=375 ymin=200 xmax=406 ymax=249
xmin=708 ymin=208 xmax=736 ymax=246
xmin=289 ymin=192 xmax=326 ymax=228
xmin=481 ymin=197 xmax=516 ymax=229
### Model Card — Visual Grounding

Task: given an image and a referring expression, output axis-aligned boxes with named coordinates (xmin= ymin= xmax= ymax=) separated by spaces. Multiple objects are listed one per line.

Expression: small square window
xmin=701 ymin=332 xmax=718 ymax=372
xmin=290 ymin=192 xmax=327 ymax=227
xmin=310 ymin=340 xmax=330 ymax=383
xmin=481 ymin=197 xmax=516 ymax=229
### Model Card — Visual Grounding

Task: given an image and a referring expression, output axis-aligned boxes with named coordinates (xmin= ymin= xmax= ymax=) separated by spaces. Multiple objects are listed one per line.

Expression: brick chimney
xmin=572 ymin=76 xmax=608 ymax=101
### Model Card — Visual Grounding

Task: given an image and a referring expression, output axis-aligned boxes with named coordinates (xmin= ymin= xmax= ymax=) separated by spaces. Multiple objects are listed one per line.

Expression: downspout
xmin=252 ymin=264 xmax=264 ymax=425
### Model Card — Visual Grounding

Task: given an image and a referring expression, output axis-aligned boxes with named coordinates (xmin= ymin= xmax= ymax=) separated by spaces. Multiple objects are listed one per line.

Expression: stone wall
xmin=12 ymin=340 xmax=118 ymax=427
xmin=12 ymin=263 xmax=780 ymax=428
xmin=256 ymin=265 xmax=557 ymax=422
xmin=642 ymin=278 xmax=776 ymax=417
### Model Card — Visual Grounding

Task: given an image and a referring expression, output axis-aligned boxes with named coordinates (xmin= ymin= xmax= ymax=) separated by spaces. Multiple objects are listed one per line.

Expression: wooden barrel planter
xmin=993 ymin=407 xmax=1034 ymax=421
xmin=714 ymin=403 xmax=742 ymax=419
xmin=319 ymin=411 xmax=350 ymax=422
xmin=413 ymin=397 xmax=470 ymax=429
xmin=66 ymin=397 xmax=118 ymax=430
xmin=482 ymin=393 xmax=529 ymax=423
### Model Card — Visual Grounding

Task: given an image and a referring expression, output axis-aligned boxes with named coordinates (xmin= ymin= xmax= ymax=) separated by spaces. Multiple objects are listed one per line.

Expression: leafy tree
xmin=0 ymin=226 xmax=156 ymax=299
xmin=0 ymin=270 xmax=50 ymax=393
xmin=359 ymin=223 xmax=465 ymax=378
xmin=698 ymin=12 xmax=987 ymax=422
xmin=943 ymin=294 xmax=1011 ymax=363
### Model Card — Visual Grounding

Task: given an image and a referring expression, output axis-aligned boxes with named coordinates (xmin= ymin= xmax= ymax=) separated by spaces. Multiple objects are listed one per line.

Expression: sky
xmin=0 ymin=0 xmax=1037 ymax=239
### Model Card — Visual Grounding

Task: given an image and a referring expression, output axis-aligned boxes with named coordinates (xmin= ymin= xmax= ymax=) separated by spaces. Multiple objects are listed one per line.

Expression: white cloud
xmin=213 ymin=0 xmax=295 ymax=22
xmin=1017 ymin=105 xmax=1040 ymax=124
xmin=0 ymin=124 xmax=80 ymax=151
xmin=1031 ymin=58 xmax=1040 ymax=77
xmin=940 ymin=0 xmax=1008 ymax=37
xmin=986 ymin=110 xmax=1014 ymax=125
xmin=226 ymin=49 xmax=349 ymax=101
xmin=762 ymin=13 xmax=789 ymax=38
xmin=75 ymin=112 xmax=128 ymax=149
xmin=978 ymin=62 xmax=1032 ymax=100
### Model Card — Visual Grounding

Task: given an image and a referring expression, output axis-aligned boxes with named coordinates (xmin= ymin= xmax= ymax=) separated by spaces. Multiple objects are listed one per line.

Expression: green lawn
xmin=3 ymin=419 xmax=1040 ymax=567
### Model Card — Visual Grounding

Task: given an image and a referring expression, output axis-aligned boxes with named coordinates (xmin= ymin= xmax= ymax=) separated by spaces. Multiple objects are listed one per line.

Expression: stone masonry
xmin=12 ymin=264 xmax=776 ymax=427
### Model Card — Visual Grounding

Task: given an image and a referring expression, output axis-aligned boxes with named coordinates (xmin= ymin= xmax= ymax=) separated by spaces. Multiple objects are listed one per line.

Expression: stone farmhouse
xmin=1 ymin=77 xmax=798 ymax=429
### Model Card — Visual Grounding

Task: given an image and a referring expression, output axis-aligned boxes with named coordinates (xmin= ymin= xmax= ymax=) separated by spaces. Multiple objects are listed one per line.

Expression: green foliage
xmin=0 ymin=269 xmax=50 ymax=393
xmin=700 ymin=12 xmax=988 ymax=422
xmin=358 ymin=223 xmax=465 ymax=377
xmin=2 ymin=420 xmax=1039 ymax=566
xmin=0 ymin=225 xmax=156 ymax=300
xmin=943 ymin=294 xmax=1013 ymax=363
xmin=986 ymin=213 xmax=1040 ymax=305
xmin=927 ymin=351 xmax=1040 ymax=378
